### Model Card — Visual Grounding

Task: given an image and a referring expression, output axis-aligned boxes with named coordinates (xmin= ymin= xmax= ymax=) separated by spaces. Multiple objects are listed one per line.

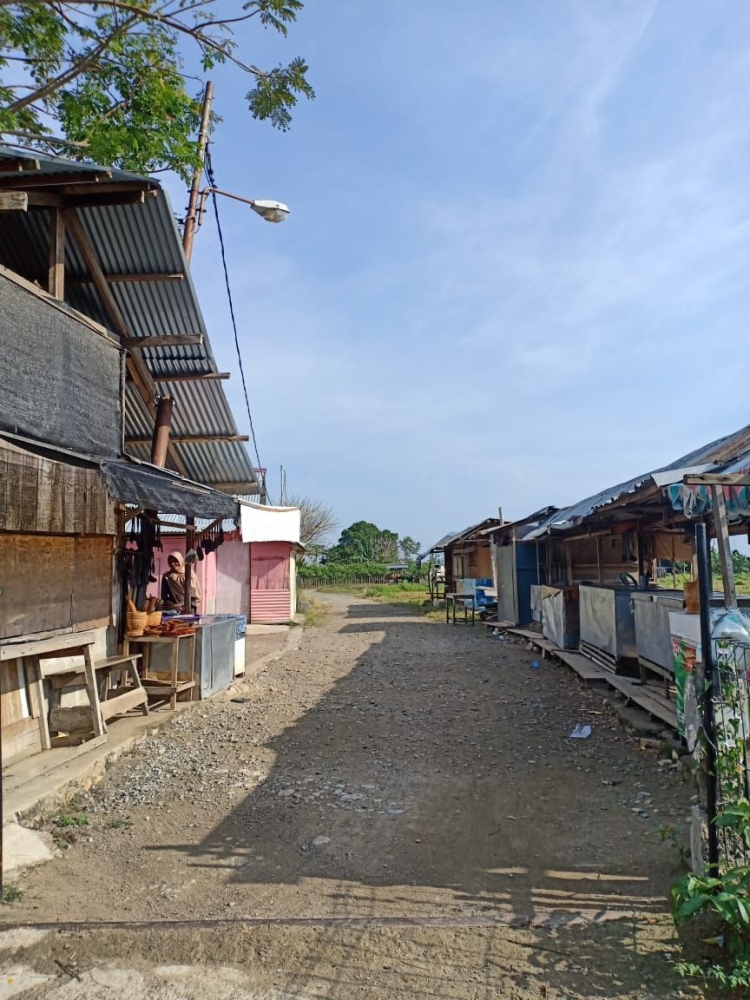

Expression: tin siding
xmin=250 ymin=542 xmax=292 ymax=623
xmin=249 ymin=591 xmax=292 ymax=624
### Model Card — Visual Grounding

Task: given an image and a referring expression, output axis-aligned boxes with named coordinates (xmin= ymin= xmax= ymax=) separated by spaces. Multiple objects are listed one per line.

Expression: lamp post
xmin=181 ymin=83 xmax=289 ymax=262
xmin=198 ymin=188 xmax=290 ymax=228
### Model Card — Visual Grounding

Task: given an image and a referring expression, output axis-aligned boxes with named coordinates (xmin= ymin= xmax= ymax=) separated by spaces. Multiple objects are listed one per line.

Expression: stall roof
xmin=0 ymin=146 xmax=261 ymax=496
xmin=479 ymin=505 xmax=560 ymax=538
xmin=545 ymin=424 xmax=750 ymax=533
xmin=426 ymin=518 xmax=502 ymax=554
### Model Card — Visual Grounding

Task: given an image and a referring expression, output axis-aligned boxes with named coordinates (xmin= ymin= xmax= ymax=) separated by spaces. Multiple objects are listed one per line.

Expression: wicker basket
xmin=126 ymin=611 xmax=149 ymax=637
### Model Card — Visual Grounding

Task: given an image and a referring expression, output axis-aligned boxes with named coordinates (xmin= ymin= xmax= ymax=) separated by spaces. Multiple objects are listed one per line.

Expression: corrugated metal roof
xmin=0 ymin=146 xmax=260 ymax=495
xmin=547 ymin=424 xmax=750 ymax=532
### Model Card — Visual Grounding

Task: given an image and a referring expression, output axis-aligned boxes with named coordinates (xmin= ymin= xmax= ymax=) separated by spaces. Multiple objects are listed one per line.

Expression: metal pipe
xmin=696 ymin=521 xmax=720 ymax=875
xmin=149 ymin=397 xmax=173 ymax=468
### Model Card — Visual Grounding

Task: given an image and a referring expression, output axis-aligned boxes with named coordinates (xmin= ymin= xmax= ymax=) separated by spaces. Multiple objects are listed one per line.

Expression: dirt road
xmin=0 ymin=593 xmax=699 ymax=998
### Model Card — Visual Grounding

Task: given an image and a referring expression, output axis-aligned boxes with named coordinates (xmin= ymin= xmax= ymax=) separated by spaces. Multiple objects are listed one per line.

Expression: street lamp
xmin=198 ymin=187 xmax=290 ymax=227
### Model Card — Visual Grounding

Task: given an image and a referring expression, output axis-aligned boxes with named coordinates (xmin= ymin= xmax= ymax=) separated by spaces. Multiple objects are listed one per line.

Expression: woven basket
xmin=126 ymin=611 xmax=149 ymax=637
xmin=146 ymin=611 xmax=163 ymax=627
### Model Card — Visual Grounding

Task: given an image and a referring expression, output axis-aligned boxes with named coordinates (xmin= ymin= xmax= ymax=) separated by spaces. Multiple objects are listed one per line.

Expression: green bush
xmin=298 ymin=562 xmax=391 ymax=582
xmin=673 ymin=800 xmax=750 ymax=989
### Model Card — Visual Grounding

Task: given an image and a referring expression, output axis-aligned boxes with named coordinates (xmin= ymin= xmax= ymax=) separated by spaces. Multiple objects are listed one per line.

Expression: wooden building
xmin=0 ymin=148 xmax=257 ymax=762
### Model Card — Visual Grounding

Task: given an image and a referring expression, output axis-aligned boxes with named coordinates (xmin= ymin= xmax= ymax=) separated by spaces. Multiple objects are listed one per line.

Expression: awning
xmin=101 ymin=459 xmax=239 ymax=520
xmin=0 ymin=431 xmax=239 ymax=520
xmin=239 ymin=502 xmax=301 ymax=544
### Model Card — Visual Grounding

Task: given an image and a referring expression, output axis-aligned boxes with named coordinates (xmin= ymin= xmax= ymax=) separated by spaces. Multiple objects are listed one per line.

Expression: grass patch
xmin=656 ymin=572 xmax=750 ymax=594
xmin=53 ymin=813 xmax=88 ymax=828
xmin=302 ymin=597 xmax=328 ymax=628
xmin=105 ymin=817 xmax=132 ymax=830
xmin=317 ymin=582 xmax=442 ymax=616
xmin=1 ymin=887 xmax=22 ymax=904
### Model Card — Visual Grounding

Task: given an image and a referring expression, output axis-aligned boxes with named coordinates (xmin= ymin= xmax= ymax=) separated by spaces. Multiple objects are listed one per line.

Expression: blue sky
xmin=163 ymin=1 xmax=750 ymax=550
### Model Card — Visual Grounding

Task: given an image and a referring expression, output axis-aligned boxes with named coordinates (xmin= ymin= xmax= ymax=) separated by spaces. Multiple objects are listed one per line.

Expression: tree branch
xmin=7 ymin=16 xmax=137 ymax=112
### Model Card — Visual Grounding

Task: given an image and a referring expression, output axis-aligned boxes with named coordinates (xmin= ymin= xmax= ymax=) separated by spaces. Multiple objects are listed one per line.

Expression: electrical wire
xmin=204 ymin=147 xmax=270 ymax=502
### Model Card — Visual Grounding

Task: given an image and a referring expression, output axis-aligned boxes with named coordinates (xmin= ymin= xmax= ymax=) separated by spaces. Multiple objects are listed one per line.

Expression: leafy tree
xmin=0 ymin=0 xmax=314 ymax=179
xmin=327 ymin=521 xmax=399 ymax=564
xmin=399 ymin=536 xmax=421 ymax=562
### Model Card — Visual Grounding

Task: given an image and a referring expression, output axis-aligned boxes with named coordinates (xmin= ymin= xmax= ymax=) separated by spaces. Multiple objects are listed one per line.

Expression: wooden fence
xmin=299 ymin=575 xmax=399 ymax=589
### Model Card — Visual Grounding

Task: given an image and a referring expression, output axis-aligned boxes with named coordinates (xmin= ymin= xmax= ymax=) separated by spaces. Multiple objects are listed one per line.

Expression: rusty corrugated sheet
xmin=0 ymin=146 xmax=261 ymax=495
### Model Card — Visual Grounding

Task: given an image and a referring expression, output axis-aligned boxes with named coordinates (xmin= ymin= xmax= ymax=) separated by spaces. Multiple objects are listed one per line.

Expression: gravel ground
xmin=0 ymin=592 xmax=703 ymax=998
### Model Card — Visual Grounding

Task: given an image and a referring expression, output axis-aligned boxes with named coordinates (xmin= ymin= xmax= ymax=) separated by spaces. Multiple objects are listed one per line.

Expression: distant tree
xmin=327 ymin=521 xmax=399 ymax=564
xmin=373 ymin=529 xmax=399 ymax=563
xmin=399 ymin=536 xmax=421 ymax=562
xmin=285 ymin=494 xmax=337 ymax=549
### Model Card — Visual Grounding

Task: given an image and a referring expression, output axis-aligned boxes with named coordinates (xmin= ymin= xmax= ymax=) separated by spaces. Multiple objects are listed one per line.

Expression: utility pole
xmin=183 ymin=81 xmax=214 ymax=264
xmin=181 ymin=81 xmax=213 ymax=607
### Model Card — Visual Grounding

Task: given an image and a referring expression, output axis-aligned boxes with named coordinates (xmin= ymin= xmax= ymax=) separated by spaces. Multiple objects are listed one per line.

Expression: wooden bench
xmin=41 ymin=642 xmax=148 ymax=745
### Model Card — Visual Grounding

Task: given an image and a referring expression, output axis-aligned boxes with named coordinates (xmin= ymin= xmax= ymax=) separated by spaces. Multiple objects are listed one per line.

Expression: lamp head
xmin=250 ymin=200 xmax=290 ymax=223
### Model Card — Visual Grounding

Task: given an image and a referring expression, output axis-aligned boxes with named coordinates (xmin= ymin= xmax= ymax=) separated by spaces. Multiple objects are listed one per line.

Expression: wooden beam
xmin=712 ymin=485 xmax=738 ymax=607
xmin=63 ymin=210 xmax=182 ymax=468
xmin=0 ymin=170 xmax=112 ymax=189
xmin=0 ymin=191 xmax=28 ymax=212
xmin=122 ymin=335 xmax=202 ymax=350
xmin=153 ymin=371 xmax=229 ymax=382
xmin=48 ymin=207 xmax=65 ymax=300
xmin=0 ymin=157 xmax=40 ymax=173
xmin=27 ymin=191 xmax=149 ymax=209
xmin=685 ymin=473 xmax=750 ymax=487
xmin=125 ymin=434 xmax=250 ymax=446
xmin=66 ymin=191 xmax=146 ymax=208
xmin=204 ymin=482 xmax=261 ymax=494
xmin=61 ymin=181 xmax=154 ymax=197
xmin=72 ymin=272 xmax=184 ymax=285
xmin=128 ymin=371 xmax=229 ymax=383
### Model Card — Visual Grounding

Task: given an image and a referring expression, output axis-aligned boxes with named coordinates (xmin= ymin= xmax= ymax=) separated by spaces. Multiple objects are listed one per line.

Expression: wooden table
xmin=123 ymin=632 xmax=196 ymax=710
xmin=446 ymin=593 xmax=476 ymax=626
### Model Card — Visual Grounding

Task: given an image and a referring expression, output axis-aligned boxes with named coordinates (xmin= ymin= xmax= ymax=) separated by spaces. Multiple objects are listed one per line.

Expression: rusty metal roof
xmin=0 ymin=146 xmax=261 ymax=495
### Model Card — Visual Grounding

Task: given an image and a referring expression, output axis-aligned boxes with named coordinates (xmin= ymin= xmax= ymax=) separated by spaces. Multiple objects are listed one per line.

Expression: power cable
xmin=204 ymin=147 xmax=270 ymax=503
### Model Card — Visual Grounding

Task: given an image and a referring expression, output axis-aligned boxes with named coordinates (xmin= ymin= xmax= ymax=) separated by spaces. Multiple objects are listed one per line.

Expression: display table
xmin=123 ymin=632 xmax=196 ymax=710
xmin=446 ymin=593 xmax=476 ymax=626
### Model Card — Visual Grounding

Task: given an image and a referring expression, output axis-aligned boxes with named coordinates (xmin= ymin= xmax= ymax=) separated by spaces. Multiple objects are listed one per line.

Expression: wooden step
xmin=93 ymin=654 xmax=142 ymax=671
xmin=100 ymin=686 xmax=149 ymax=721
xmin=555 ymin=649 xmax=610 ymax=684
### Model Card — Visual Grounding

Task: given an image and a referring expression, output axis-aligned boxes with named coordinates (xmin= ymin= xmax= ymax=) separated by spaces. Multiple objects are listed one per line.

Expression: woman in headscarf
xmin=161 ymin=552 xmax=202 ymax=611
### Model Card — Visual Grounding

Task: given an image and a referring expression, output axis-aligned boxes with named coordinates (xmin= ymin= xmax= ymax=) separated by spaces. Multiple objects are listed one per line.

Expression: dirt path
xmin=0 ymin=593 xmax=699 ymax=998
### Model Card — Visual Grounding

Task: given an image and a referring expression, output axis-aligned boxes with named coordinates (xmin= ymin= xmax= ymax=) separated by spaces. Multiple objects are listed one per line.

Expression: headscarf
xmin=162 ymin=551 xmax=201 ymax=607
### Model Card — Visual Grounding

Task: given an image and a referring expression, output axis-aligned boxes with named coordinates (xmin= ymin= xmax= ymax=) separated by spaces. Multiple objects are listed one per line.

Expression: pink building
xmin=149 ymin=504 xmax=302 ymax=624
xmin=237 ymin=503 xmax=302 ymax=624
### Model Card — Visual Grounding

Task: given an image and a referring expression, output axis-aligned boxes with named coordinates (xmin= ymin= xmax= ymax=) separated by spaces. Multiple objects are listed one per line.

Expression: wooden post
xmin=182 ymin=81 xmax=213 ymax=263
xmin=48 ymin=207 xmax=65 ymax=300
xmin=83 ymin=647 xmax=106 ymax=739
xmin=712 ymin=485 xmax=737 ymax=607
xmin=184 ymin=518 xmax=195 ymax=614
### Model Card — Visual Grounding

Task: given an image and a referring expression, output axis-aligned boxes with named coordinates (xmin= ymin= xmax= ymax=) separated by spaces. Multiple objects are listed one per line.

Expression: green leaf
xmin=677 ymin=893 xmax=712 ymax=919
xmin=0 ymin=0 xmax=312 ymax=177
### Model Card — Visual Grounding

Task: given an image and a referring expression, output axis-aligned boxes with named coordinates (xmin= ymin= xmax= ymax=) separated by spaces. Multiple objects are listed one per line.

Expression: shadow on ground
xmin=133 ymin=597 xmax=687 ymax=997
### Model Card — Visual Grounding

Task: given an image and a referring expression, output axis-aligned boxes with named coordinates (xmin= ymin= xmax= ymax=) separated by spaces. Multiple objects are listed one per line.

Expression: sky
xmin=161 ymin=0 xmax=750 ymax=551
